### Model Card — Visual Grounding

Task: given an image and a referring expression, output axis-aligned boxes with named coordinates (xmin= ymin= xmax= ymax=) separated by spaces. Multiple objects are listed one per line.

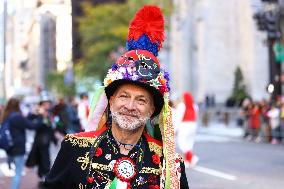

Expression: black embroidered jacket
xmin=42 ymin=127 xmax=189 ymax=189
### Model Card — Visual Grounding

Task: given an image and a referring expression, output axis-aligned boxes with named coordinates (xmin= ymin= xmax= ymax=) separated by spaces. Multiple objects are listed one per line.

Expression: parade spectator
xmin=247 ymin=102 xmax=261 ymax=141
xmin=0 ymin=98 xmax=41 ymax=189
xmin=280 ymin=103 xmax=284 ymax=142
xmin=259 ymin=99 xmax=271 ymax=142
xmin=65 ymin=96 xmax=82 ymax=133
xmin=241 ymin=98 xmax=252 ymax=139
xmin=25 ymin=98 xmax=58 ymax=186
xmin=77 ymin=93 xmax=89 ymax=131
xmin=53 ymin=98 xmax=68 ymax=135
xmin=267 ymin=104 xmax=281 ymax=144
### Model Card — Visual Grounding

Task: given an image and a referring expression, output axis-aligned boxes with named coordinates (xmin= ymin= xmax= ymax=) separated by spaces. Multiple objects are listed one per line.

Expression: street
xmin=0 ymin=123 xmax=283 ymax=189
xmin=188 ymin=125 xmax=284 ymax=189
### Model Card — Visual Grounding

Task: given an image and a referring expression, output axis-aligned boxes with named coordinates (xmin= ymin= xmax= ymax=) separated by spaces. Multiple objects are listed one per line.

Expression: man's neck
xmin=111 ymin=124 xmax=144 ymax=155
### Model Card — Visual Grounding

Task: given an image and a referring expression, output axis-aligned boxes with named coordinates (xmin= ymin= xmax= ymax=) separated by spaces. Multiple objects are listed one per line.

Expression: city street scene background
xmin=0 ymin=0 xmax=284 ymax=189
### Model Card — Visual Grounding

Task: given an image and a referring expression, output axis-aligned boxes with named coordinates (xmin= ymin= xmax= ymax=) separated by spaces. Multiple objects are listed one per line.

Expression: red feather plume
xmin=127 ymin=5 xmax=165 ymax=50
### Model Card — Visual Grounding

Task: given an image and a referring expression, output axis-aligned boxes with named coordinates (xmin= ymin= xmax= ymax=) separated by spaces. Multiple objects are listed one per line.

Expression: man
xmin=43 ymin=5 xmax=189 ymax=189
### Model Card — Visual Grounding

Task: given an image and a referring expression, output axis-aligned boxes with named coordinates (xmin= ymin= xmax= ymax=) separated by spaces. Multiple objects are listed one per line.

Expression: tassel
xmin=86 ymin=87 xmax=108 ymax=131
xmin=161 ymin=96 xmax=179 ymax=189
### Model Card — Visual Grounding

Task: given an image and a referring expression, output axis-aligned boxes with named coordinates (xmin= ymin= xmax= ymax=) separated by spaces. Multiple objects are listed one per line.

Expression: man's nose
xmin=125 ymin=98 xmax=136 ymax=110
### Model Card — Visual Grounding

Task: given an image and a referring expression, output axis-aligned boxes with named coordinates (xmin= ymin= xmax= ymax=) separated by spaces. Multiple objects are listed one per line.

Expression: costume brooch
xmin=110 ymin=157 xmax=136 ymax=189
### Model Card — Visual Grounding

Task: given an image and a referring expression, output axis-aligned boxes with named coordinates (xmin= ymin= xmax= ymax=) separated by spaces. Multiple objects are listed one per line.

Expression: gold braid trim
xmin=65 ymin=134 xmax=96 ymax=148
xmin=148 ymin=142 xmax=162 ymax=157
xmin=140 ymin=166 xmax=162 ymax=175
xmin=77 ymin=152 xmax=90 ymax=171
xmin=91 ymin=162 xmax=113 ymax=172
xmin=79 ymin=183 xmax=85 ymax=189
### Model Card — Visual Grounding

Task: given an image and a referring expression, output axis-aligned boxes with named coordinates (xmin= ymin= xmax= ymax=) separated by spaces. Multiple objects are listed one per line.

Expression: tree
xmin=228 ymin=66 xmax=249 ymax=106
xmin=46 ymin=71 xmax=76 ymax=98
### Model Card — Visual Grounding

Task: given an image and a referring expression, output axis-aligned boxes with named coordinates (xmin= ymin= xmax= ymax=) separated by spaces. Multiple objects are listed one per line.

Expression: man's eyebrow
xmin=118 ymin=89 xmax=150 ymax=100
xmin=136 ymin=95 xmax=147 ymax=99
xmin=119 ymin=90 xmax=129 ymax=95
xmin=136 ymin=95 xmax=150 ymax=102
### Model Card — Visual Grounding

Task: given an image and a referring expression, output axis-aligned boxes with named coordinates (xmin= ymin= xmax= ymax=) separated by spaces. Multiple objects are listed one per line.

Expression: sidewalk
xmin=0 ymin=138 xmax=61 ymax=189
xmin=196 ymin=120 xmax=244 ymax=142
xmin=0 ymin=162 xmax=40 ymax=189
xmin=198 ymin=121 xmax=244 ymax=137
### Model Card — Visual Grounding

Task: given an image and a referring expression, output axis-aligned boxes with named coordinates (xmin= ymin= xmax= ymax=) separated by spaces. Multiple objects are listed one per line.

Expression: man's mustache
xmin=118 ymin=108 xmax=139 ymax=118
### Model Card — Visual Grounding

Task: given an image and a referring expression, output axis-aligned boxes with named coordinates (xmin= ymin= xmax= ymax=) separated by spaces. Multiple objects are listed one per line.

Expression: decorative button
xmin=87 ymin=176 xmax=94 ymax=183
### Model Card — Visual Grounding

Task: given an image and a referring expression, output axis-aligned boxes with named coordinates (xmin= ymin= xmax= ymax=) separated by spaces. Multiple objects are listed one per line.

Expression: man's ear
xmin=109 ymin=96 xmax=114 ymax=107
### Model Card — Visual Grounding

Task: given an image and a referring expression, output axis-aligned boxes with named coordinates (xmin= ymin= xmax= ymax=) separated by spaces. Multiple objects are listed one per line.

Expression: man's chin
xmin=118 ymin=124 xmax=143 ymax=132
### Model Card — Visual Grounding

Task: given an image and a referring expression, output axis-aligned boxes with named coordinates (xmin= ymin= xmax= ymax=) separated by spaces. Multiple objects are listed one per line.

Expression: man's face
xmin=109 ymin=83 xmax=155 ymax=132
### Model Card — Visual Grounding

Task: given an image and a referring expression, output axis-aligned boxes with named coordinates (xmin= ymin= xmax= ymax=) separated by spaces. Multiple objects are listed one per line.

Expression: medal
xmin=113 ymin=157 xmax=136 ymax=182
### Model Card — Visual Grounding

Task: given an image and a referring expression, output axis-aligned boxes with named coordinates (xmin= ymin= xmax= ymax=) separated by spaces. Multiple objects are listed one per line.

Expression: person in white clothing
xmin=175 ymin=92 xmax=199 ymax=167
xmin=77 ymin=93 xmax=89 ymax=131
xmin=267 ymin=104 xmax=281 ymax=144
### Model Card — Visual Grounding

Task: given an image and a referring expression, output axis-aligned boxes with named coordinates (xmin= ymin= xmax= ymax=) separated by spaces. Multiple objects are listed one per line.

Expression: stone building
xmin=169 ymin=0 xmax=269 ymax=103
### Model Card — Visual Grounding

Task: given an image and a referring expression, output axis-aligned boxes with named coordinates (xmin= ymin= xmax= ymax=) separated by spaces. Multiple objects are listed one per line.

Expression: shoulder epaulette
xmin=64 ymin=127 xmax=107 ymax=148
xmin=143 ymin=132 xmax=163 ymax=157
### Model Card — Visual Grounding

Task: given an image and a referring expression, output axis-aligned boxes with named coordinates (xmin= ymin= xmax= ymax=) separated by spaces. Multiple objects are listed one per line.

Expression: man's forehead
xmin=114 ymin=83 xmax=153 ymax=99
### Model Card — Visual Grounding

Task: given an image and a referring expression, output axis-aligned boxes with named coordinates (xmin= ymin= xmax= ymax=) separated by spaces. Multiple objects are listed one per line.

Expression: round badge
xmin=114 ymin=157 xmax=136 ymax=182
xmin=135 ymin=59 xmax=160 ymax=80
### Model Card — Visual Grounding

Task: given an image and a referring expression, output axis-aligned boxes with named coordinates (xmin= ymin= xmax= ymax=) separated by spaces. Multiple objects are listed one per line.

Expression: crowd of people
xmin=241 ymin=98 xmax=284 ymax=144
xmin=0 ymin=93 xmax=90 ymax=189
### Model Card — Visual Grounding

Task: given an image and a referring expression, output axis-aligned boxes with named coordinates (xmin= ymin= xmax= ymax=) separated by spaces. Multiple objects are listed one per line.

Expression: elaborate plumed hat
xmin=87 ymin=5 xmax=179 ymax=189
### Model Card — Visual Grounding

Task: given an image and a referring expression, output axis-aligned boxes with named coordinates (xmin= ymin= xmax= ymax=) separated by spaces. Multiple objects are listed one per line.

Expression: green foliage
xmin=46 ymin=71 xmax=76 ymax=98
xmin=75 ymin=0 xmax=172 ymax=81
xmin=230 ymin=66 xmax=249 ymax=106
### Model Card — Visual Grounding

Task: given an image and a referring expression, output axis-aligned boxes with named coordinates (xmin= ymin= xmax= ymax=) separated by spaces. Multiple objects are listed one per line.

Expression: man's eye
xmin=138 ymin=99 xmax=146 ymax=104
xmin=120 ymin=94 xmax=127 ymax=98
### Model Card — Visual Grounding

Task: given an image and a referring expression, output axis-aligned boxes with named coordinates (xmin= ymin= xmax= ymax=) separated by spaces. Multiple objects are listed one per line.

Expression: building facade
xmin=169 ymin=0 xmax=269 ymax=103
xmin=4 ymin=0 xmax=72 ymax=98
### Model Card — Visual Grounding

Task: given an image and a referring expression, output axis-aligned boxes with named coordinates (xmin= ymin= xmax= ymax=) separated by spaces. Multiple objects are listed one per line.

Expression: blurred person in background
xmin=280 ymin=103 xmax=284 ymax=143
xmin=267 ymin=103 xmax=281 ymax=144
xmin=65 ymin=96 xmax=82 ymax=133
xmin=77 ymin=93 xmax=89 ymax=131
xmin=259 ymin=99 xmax=271 ymax=143
xmin=176 ymin=92 xmax=199 ymax=167
xmin=247 ymin=102 xmax=261 ymax=142
xmin=241 ymin=98 xmax=252 ymax=139
xmin=0 ymin=97 xmax=41 ymax=189
xmin=53 ymin=98 xmax=69 ymax=135
xmin=25 ymin=97 xmax=58 ymax=186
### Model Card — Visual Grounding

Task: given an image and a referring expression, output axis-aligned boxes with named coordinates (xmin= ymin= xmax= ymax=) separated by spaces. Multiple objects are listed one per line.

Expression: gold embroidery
xmin=79 ymin=183 xmax=85 ymax=189
xmin=140 ymin=166 xmax=162 ymax=175
xmin=148 ymin=142 xmax=162 ymax=157
xmin=91 ymin=162 xmax=113 ymax=172
xmin=77 ymin=152 xmax=90 ymax=170
xmin=65 ymin=134 xmax=96 ymax=148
